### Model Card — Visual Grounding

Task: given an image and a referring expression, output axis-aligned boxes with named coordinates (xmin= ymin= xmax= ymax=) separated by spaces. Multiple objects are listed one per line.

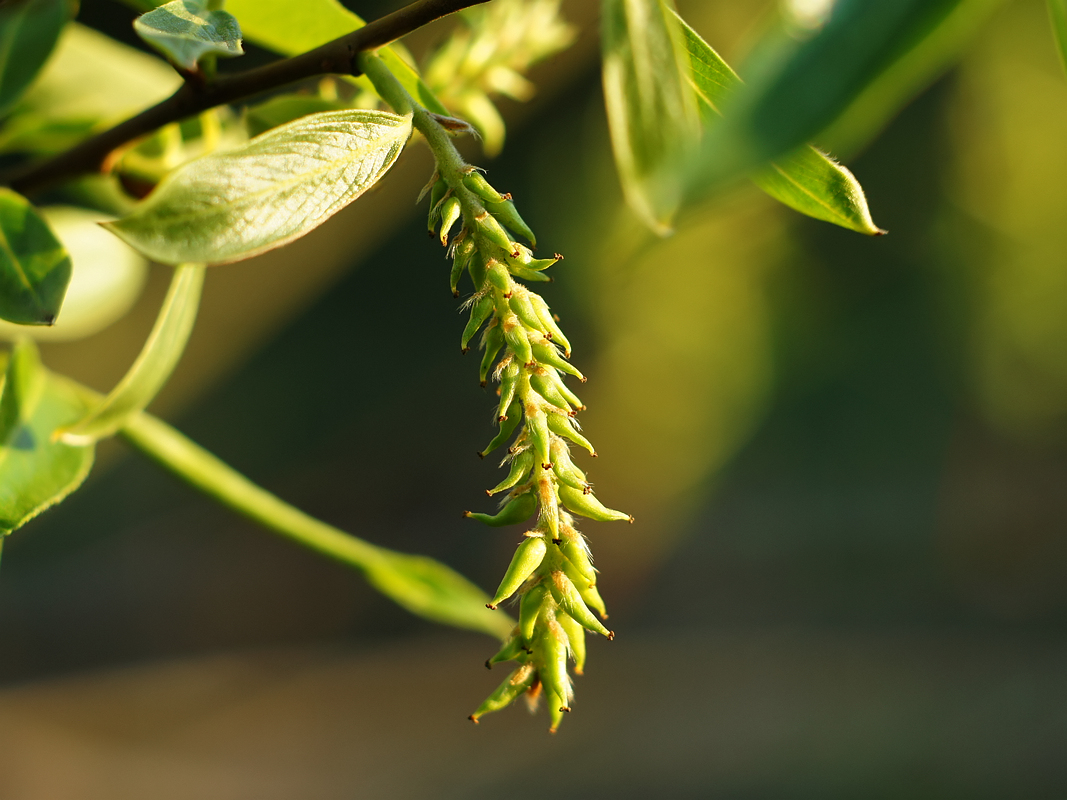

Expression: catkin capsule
xmin=503 ymin=318 xmax=534 ymax=365
xmin=480 ymin=401 xmax=522 ymax=456
xmin=555 ymin=612 xmax=587 ymax=675
xmin=439 ymin=196 xmax=462 ymax=247
xmin=488 ymin=535 xmax=547 ymax=608
xmin=558 ymin=483 xmax=630 ymax=523
xmin=486 ymin=631 xmax=527 ymax=668
xmin=475 ymin=211 xmax=517 ymax=255
xmin=519 ymin=583 xmax=548 ymax=641
xmin=479 ymin=323 xmax=504 ymax=386
xmin=463 ymin=170 xmax=506 ymax=203
xmin=546 ymin=412 xmax=595 ymax=455
xmin=461 ymin=293 xmax=494 ymax=352
xmin=487 ymin=448 xmax=534 ymax=495
xmin=496 ymin=360 xmax=520 ymax=420
xmin=487 ymin=198 xmax=537 ymax=246
xmin=524 ymin=403 xmax=552 ymax=467
xmin=470 ymin=663 xmax=537 ymax=723
xmin=549 ymin=570 xmax=612 ymax=638
xmin=536 ymin=619 xmax=573 ymax=710
xmin=466 ymin=489 xmax=537 ymax=527
xmin=530 ymin=341 xmax=583 ymax=380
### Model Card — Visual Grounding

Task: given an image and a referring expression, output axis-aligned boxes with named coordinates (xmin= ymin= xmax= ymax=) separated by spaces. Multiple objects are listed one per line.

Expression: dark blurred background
xmin=0 ymin=0 xmax=1065 ymax=797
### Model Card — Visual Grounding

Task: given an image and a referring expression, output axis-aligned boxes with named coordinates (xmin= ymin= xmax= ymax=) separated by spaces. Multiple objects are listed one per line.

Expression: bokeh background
xmin=1 ymin=0 xmax=1066 ymax=797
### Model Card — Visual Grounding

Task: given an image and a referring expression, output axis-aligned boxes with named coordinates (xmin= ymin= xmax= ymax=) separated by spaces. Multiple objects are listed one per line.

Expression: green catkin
xmin=425 ymin=166 xmax=628 ymax=731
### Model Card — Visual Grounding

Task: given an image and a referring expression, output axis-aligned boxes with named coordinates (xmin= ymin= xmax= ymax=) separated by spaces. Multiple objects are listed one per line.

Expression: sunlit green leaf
xmin=674 ymin=11 xmax=882 ymax=235
xmin=104 ymin=109 xmax=412 ymax=265
xmin=693 ymin=0 xmax=996 ymax=186
xmin=57 ymin=263 xmax=204 ymax=445
xmin=750 ymin=149 xmax=884 ymax=235
xmin=0 ymin=206 xmax=148 ymax=342
xmin=0 ymin=24 xmax=181 ymax=157
xmin=1051 ymin=0 xmax=1067 ymax=75
xmin=366 ymin=552 xmax=512 ymax=638
xmin=602 ymin=0 xmax=700 ymax=234
xmin=134 ymin=0 xmax=243 ymax=71
xmin=0 ymin=189 xmax=72 ymax=326
xmin=0 ymin=340 xmax=94 ymax=535
xmin=0 ymin=0 xmax=72 ymax=117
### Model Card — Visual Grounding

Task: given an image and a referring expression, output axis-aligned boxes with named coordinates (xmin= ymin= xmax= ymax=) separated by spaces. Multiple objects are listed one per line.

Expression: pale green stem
xmin=57 ymin=263 xmax=206 ymax=446
xmin=120 ymin=411 xmax=384 ymax=567
xmin=57 ymin=378 xmax=512 ymax=639
xmin=358 ymin=53 xmax=485 ymax=221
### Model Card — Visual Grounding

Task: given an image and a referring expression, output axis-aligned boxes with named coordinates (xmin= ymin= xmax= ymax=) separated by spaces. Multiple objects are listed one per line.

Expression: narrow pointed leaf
xmin=57 ymin=263 xmax=204 ymax=445
xmin=692 ymin=0 xmax=994 ymax=186
xmin=1049 ymin=0 xmax=1067 ymax=77
xmin=104 ymin=109 xmax=412 ymax=265
xmin=0 ymin=0 xmax=72 ymax=117
xmin=674 ymin=10 xmax=882 ymax=235
xmin=602 ymin=0 xmax=700 ymax=234
xmin=134 ymin=0 xmax=243 ymax=71
xmin=365 ymin=552 xmax=513 ymax=639
xmin=0 ymin=341 xmax=95 ymax=535
xmin=0 ymin=189 xmax=72 ymax=326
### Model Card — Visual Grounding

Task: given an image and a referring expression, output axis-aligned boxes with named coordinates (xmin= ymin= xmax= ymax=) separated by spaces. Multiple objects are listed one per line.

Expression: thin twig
xmin=4 ymin=0 xmax=488 ymax=196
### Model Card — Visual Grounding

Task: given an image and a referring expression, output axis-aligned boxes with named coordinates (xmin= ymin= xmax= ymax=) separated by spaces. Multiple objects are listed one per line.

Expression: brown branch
xmin=4 ymin=0 xmax=488 ymax=196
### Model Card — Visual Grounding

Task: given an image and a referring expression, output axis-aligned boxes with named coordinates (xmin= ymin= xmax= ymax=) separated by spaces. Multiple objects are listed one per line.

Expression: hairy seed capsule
xmin=557 ymin=533 xmax=597 ymax=584
xmin=546 ymin=412 xmax=595 ymax=455
xmin=463 ymin=170 xmax=506 ymax=203
xmin=427 ymin=179 xmax=448 ymax=231
xmin=487 ymin=198 xmax=536 ymax=246
xmin=555 ymin=612 xmax=587 ymax=675
xmin=470 ymin=663 xmax=537 ymax=723
xmin=536 ymin=618 xmax=573 ymax=710
xmin=508 ymin=291 xmax=546 ymax=336
xmin=450 ymin=235 xmax=475 ymax=296
xmin=525 ymin=403 xmax=552 ymax=467
xmin=487 ymin=448 xmax=534 ymax=495
xmin=550 ymin=440 xmax=589 ymax=491
xmin=475 ymin=211 xmax=517 ymax=255
xmin=479 ymin=323 xmax=504 ymax=386
xmin=461 ymin=293 xmax=494 ymax=351
xmin=503 ymin=318 xmax=534 ymax=365
xmin=519 ymin=583 xmax=548 ymax=641
xmin=537 ymin=470 xmax=560 ymax=540
xmin=486 ymin=631 xmax=527 ymax=668
xmin=497 ymin=359 xmax=520 ymax=419
xmin=486 ymin=258 xmax=512 ymax=294
xmin=480 ymin=403 xmax=522 ymax=456
xmin=439 ymin=196 xmax=462 ymax=247
xmin=550 ymin=570 xmax=612 ymax=638
xmin=558 ymin=483 xmax=630 ymax=523
xmin=528 ymin=294 xmax=572 ymax=355
xmin=488 ymin=534 xmax=547 ymax=608
xmin=466 ymin=490 xmax=537 ymax=527
xmin=530 ymin=341 xmax=583 ymax=380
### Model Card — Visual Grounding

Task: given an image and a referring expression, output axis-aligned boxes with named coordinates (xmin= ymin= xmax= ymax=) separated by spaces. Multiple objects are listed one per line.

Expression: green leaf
xmin=57 ymin=263 xmax=204 ymax=445
xmin=0 ymin=340 xmax=95 ymax=535
xmin=674 ymin=11 xmax=883 ymax=235
xmin=602 ymin=0 xmax=700 ymax=234
xmin=224 ymin=0 xmax=450 ymax=115
xmin=134 ymin=0 xmax=243 ymax=72
xmin=751 ymin=148 xmax=884 ymax=236
xmin=693 ymin=0 xmax=996 ymax=186
xmin=0 ymin=189 xmax=72 ymax=326
xmin=0 ymin=24 xmax=181 ymax=158
xmin=1051 ymin=0 xmax=1067 ymax=76
xmin=0 ymin=206 xmax=149 ymax=343
xmin=366 ymin=552 xmax=512 ymax=639
xmin=244 ymin=92 xmax=349 ymax=138
xmin=104 ymin=109 xmax=412 ymax=265
xmin=0 ymin=0 xmax=72 ymax=118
